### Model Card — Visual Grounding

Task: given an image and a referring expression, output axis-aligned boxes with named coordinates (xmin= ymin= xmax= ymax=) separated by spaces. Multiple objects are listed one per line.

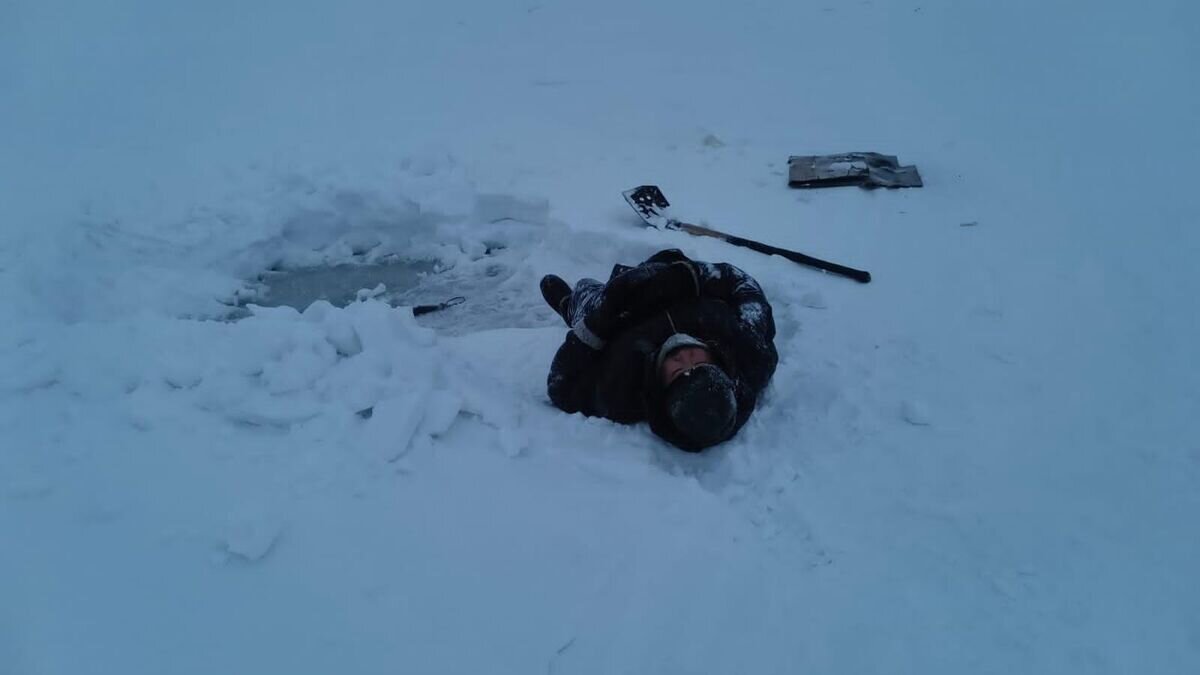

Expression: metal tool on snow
xmin=622 ymin=185 xmax=871 ymax=283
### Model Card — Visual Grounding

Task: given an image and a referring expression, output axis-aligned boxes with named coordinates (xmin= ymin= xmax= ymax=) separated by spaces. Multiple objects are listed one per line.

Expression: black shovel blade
xmin=622 ymin=185 xmax=674 ymax=229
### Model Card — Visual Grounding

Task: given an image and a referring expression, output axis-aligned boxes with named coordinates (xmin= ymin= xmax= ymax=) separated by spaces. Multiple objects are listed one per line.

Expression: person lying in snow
xmin=540 ymin=249 xmax=778 ymax=451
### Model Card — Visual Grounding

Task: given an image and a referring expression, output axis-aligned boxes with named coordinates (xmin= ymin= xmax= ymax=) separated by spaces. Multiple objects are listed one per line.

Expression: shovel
xmin=622 ymin=185 xmax=871 ymax=284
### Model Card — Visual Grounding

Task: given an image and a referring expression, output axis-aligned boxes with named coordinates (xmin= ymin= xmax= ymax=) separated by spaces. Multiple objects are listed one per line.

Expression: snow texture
xmin=2 ymin=1 xmax=1199 ymax=674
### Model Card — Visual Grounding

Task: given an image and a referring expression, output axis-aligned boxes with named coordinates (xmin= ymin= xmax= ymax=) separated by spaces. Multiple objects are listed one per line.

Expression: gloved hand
xmin=607 ymin=260 xmax=700 ymax=323
xmin=579 ymin=261 xmax=699 ymax=343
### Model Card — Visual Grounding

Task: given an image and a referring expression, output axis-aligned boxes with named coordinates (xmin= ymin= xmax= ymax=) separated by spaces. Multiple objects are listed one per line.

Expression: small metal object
xmin=411 ymin=296 xmax=466 ymax=316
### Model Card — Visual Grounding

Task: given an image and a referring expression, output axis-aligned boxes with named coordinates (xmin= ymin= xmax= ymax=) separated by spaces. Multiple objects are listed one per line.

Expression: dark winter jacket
xmin=547 ymin=251 xmax=778 ymax=451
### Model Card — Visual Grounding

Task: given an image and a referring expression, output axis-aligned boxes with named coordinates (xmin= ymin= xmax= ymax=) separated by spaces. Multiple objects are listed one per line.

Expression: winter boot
xmin=540 ymin=274 xmax=572 ymax=325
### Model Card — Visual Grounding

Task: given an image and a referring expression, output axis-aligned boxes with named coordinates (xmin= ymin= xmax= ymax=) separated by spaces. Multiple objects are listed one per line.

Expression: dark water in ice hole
xmin=231 ymin=257 xmax=562 ymax=335
xmin=255 ymin=260 xmax=439 ymax=310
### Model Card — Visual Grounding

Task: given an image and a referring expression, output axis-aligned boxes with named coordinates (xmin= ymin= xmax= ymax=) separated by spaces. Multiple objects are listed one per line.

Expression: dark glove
xmin=578 ymin=261 xmax=698 ymax=344
xmin=642 ymin=248 xmax=692 ymax=266
xmin=607 ymin=261 xmax=700 ymax=322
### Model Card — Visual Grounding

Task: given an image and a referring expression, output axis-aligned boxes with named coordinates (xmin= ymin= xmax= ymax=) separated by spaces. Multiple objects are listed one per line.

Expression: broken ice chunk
xmin=356 ymin=283 xmax=387 ymax=301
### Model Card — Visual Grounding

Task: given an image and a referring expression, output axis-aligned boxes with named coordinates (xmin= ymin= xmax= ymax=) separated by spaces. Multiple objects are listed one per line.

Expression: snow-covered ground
xmin=3 ymin=1 xmax=1198 ymax=673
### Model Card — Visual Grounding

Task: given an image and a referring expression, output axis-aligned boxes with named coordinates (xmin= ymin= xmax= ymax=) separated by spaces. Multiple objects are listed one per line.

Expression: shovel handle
xmin=675 ymin=222 xmax=872 ymax=283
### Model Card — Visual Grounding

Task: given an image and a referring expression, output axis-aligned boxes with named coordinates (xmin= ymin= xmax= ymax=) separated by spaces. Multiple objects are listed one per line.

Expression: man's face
xmin=659 ymin=346 xmax=713 ymax=386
